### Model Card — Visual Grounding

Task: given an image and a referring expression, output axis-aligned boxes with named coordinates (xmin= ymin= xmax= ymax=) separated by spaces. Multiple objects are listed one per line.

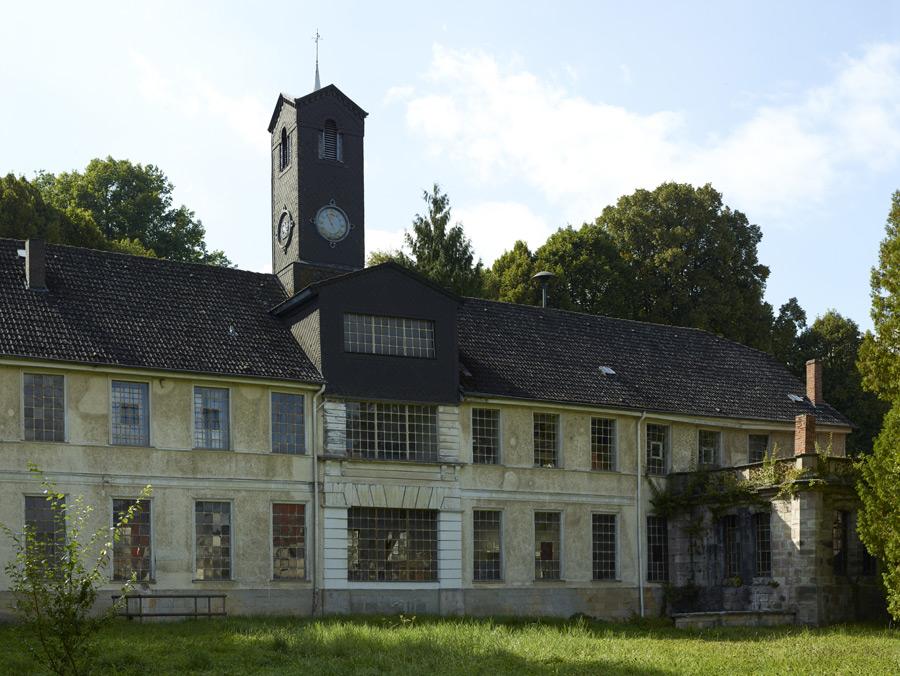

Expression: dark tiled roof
xmin=458 ymin=298 xmax=851 ymax=427
xmin=0 ymin=239 xmax=321 ymax=383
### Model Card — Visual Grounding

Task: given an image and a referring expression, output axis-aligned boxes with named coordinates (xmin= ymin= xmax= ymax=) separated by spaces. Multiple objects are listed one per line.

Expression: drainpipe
xmin=311 ymin=383 xmax=326 ymax=616
xmin=636 ymin=411 xmax=647 ymax=618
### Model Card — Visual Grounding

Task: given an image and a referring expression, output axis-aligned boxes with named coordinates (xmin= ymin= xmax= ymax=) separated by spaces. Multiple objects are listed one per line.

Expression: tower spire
xmin=313 ymin=29 xmax=322 ymax=91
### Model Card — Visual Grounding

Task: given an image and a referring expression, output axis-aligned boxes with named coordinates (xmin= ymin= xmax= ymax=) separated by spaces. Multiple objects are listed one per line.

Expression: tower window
xmin=279 ymin=127 xmax=291 ymax=171
xmin=319 ymin=119 xmax=343 ymax=162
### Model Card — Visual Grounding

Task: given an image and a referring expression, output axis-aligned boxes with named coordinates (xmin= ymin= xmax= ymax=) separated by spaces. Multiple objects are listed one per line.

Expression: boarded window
xmin=533 ymin=413 xmax=559 ymax=468
xmin=273 ymin=503 xmax=305 ymax=579
xmin=318 ymin=119 xmax=343 ymax=161
xmin=343 ymin=313 xmax=435 ymax=358
xmin=472 ymin=408 xmax=500 ymax=464
xmin=753 ymin=512 xmax=771 ymax=577
xmin=699 ymin=430 xmax=721 ymax=466
xmin=24 ymin=495 xmax=65 ymax=564
xmin=24 ymin=373 xmax=64 ymax=442
xmin=534 ymin=511 xmax=561 ymax=580
xmin=473 ymin=510 xmax=502 ymax=581
xmin=272 ymin=392 xmax=305 ymax=454
xmin=833 ymin=510 xmax=848 ymax=575
xmin=722 ymin=514 xmax=741 ymax=578
xmin=647 ymin=516 xmax=669 ymax=582
xmin=111 ymin=381 xmax=149 ymax=446
xmin=592 ymin=514 xmax=616 ymax=580
xmin=748 ymin=434 xmax=769 ymax=463
xmin=591 ymin=418 xmax=616 ymax=471
xmin=195 ymin=501 xmax=231 ymax=580
xmin=347 ymin=507 xmax=437 ymax=582
xmin=346 ymin=402 xmax=438 ymax=462
xmin=646 ymin=424 xmax=668 ymax=475
xmin=194 ymin=387 xmax=229 ymax=450
xmin=112 ymin=499 xmax=152 ymax=581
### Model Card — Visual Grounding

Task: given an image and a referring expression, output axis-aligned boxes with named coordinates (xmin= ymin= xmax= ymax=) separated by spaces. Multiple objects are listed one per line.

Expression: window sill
xmin=472 ymin=579 xmax=505 ymax=585
xmin=270 ymin=578 xmax=311 ymax=584
xmin=590 ymin=578 xmax=621 ymax=584
xmin=191 ymin=579 xmax=236 ymax=584
xmin=532 ymin=578 xmax=566 ymax=584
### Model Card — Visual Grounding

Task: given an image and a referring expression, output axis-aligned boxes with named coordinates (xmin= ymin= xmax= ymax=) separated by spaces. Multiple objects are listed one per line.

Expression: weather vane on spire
xmin=313 ymin=29 xmax=322 ymax=91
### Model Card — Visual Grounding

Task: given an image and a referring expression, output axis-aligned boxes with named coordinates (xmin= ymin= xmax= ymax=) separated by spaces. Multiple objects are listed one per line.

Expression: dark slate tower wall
xmin=271 ymin=100 xmax=300 ymax=288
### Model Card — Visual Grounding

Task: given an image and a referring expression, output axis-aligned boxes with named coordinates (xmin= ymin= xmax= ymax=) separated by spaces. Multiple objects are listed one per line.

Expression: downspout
xmin=636 ymin=411 xmax=647 ymax=618
xmin=311 ymin=383 xmax=326 ymax=616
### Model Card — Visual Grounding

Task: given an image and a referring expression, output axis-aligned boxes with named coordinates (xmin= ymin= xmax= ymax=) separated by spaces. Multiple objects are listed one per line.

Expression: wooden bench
xmin=112 ymin=593 xmax=227 ymax=621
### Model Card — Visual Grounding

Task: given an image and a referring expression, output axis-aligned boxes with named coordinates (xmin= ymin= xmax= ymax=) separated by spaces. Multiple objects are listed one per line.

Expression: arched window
xmin=318 ymin=119 xmax=343 ymax=162
xmin=279 ymin=127 xmax=290 ymax=170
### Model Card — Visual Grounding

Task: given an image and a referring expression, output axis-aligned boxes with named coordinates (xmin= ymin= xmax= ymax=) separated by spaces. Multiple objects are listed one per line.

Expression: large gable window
xmin=346 ymin=401 xmax=438 ymax=462
xmin=318 ymin=119 xmax=343 ymax=162
xmin=344 ymin=313 xmax=435 ymax=359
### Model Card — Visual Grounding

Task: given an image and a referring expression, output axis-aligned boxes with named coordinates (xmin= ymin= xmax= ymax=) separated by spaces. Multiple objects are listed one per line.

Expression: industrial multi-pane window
xmin=699 ymin=430 xmax=721 ymax=467
xmin=23 ymin=373 xmax=65 ymax=442
xmin=111 ymin=381 xmax=149 ymax=446
xmin=343 ymin=313 xmax=435 ymax=359
xmin=748 ymin=434 xmax=769 ymax=463
xmin=592 ymin=514 xmax=617 ymax=580
xmin=647 ymin=515 xmax=669 ymax=582
xmin=832 ymin=510 xmax=848 ymax=575
xmin=24 ymin=495 xmax=65 ymax=564
xmin=195 ymin=501 xmax=231 ymax=580
xmin=752 ymin=512 xmax=772 ymax=577
xmin=345 ymin=401 xmax=438 ymax=462
xmin=646 ymin=424 xmax=669 ymax=475
xmin=472 ymin=408 xmax=500 ymax=464
xmin=112 ymin=499 xmax=152 ymax=582
xmin=347 ymin=508 xmax=437 ymax=582
xmin=722 ymin=514 xmax=741 ymax=578
xmin=272 ymin=503 xmax=305 ymax=579
xmin=473 ymin=510 xmax=502 ymax=581
xmin=319 ymin=119 xmax=343 ymax=162
xmin=533 ymin=413 xmax=559 ymax=468
xmin=271 ymin=392 xmax=305 ymax=454
xmin=534 ymin=511 xmax=561 ymax=580
xmin=591 ymin=418 xmax=616 ymax=471
xmin=194 ymin=387 xmax=229 ymax=450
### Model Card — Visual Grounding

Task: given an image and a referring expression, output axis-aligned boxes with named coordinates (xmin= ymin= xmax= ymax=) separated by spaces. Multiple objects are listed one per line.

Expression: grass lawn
xmin=0 ymin=616 xmax=897 ymax=675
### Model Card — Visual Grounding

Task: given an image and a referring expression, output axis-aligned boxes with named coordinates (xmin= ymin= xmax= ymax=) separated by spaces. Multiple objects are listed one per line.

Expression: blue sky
xmin=2 ymin=1 xmax=899 ymax=330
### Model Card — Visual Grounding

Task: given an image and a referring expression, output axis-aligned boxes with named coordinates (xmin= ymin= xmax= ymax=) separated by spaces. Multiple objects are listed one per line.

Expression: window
xmin=194 ymin=501 xmax=231 ymax=580
xmin=722 ymin=514 xmax=741 ymax=578
xmin=194 ymin=387 xmax=229 ymax=450
xmin=272 ymin=503 xmax=305 ymax=579
xmin=833 ymin=510 xmax=848 ymax=575
xmin=591 ymin=418 xmax=616 ymax=471
xmin=112 ymin=499 xmax=152 ymax=582
xmin=346 ymin=402 xmax=438 ymax=462
xmin=271 ymin=392 xmax=305 ymax=454
xmin=748 ymin=434 xmax=769 ymax=463
xmin=23 ymin=373 xmax=64 ymax=442
xmin=647 ymin=516 xmax=669 ymax=582
xmin=473 ymin=510 xmax=502 ymax=581
xmin=279 ymin=127 xmax=290 ymax=170
xmin=752 ymin=512 xmax=771 ymax=577
xmin=318 ymin=119 xmax=343 ymax=161
xmin=862 ymin=544 xmax=878 ymax=576
xmin=25 ymin=495 xmax=65 ymax=564
xmin=592 ymin=514 xmax=616 ymax=580
xmin=472 ymin=408 xmax=500 ymax=464
xmin=534 ymin=511 xmax=561 ymax=580
xmin=533 ymin=413 xmax=559 ymax=468
xmin=699 ymin=430 xmax=721 ymax=467
xmin=646 ymin=424 xmax=669 ymax=475
xmin=347 ymin=507 xmax=437 ymax=582
xmin=111 ymin=381 xmax=149 ymax=446
xmin=343 ymin=313 xmax=435 ymax=358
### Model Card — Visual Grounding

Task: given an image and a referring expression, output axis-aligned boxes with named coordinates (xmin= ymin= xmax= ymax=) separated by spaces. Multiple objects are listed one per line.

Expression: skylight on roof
xmin=787 ymin=393 xmax=804 ymax=403
xmin=599 ymin=366 xmax=616 ymax=376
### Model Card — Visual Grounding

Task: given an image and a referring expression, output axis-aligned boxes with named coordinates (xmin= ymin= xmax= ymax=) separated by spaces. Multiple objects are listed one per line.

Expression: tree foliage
xmin=1 ymin=465 xmax=152 ymax=675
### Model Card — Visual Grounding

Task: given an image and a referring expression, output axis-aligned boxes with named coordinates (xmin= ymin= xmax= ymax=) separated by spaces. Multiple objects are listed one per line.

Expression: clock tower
xmin=268 ymin=84 xmax=367 ymax=295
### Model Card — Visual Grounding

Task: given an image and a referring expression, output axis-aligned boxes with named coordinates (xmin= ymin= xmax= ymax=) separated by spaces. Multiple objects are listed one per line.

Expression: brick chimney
xmin=25 ymin=239 xmax=47 ymax=291
xmin=806 ymin=358 xmax=823 ymax=405
xmin=794 ymin=414 xmax=816 ymax=456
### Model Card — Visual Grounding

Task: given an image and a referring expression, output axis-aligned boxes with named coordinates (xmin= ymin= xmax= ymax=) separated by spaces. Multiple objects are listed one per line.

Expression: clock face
xmin=277 ymin=210 xmax=294 ymax=250
xmin=315 ymin=204 xmax=350 ymax=243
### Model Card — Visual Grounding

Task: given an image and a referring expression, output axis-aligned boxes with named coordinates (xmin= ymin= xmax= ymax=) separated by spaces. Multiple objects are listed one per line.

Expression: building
xmin=0 ymin=80 xmax=879 ymax=624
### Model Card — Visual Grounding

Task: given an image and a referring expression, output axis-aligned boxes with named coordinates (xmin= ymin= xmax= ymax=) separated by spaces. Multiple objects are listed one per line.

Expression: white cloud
xmin=130 ymin=52 xmax=267 ymax=151
xmin=404 ymin=43 xmax=900 ymax=227
xmin=365 ymin=227 xmax=406 ymax=259
xmin=456 ymin=201 xmax=553 ymax=264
